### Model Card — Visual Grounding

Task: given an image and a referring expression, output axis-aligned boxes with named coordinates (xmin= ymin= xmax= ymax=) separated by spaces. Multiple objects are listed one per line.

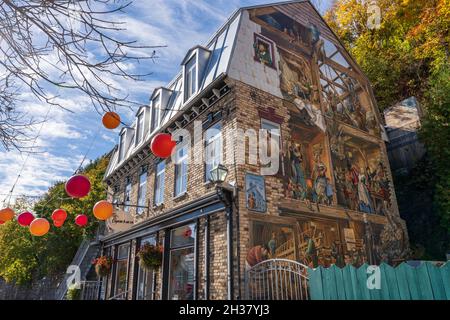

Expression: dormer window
xmin=136 ymin=111 xmax=145 ymax=146
xmin=185 ymin=55 xmax=197 ymax=101
xmin=151 ymin=93 xmax=161 ymax=133
xmin=118 ymin=131 xmax=126 ymax=162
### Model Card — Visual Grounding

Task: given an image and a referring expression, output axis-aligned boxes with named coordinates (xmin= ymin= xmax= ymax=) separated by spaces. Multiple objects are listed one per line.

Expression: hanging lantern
xmin=29 ymin=218 xmax=50 ymax=237
xmin=53 ymin=219 xmax=64 ymax=228
xmin=18 ymin=211 xmax=35 ymax=227
xmin=65 ymin=175 xmax=91 ymax=198
xmin=102 ymin=112 xmax=121 ymax=130
xmin=0 ymin=207 xmax=15 ymax=222
xmin=0 ymin=220 xmax=4 ymax=225
xmin=52 ymin=209 xmax=68 ymax=222
xmin=75 ymin=214 xmax=88 ymax=227
xmin=150 ymin=133 xmax=176 ymax=158
xmin=93 ymin=200 xmax=113 ymax=221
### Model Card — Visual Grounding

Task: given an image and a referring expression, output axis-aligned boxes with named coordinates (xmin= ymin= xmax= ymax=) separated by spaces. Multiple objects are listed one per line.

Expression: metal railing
xmin=108 ymin=289 xmax=131 ymax=300
xmin=245 ymin=259 xmax=309 ymax=300
xmin=80 ymin=281 xmax=101 ymax=300
xmin=55 ymin=239 xmax=91 ymax=300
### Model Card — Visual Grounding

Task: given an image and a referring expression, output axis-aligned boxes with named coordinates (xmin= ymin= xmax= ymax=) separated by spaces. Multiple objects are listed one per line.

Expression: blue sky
xmin=0 ymin=0 xmax=331 ymax=201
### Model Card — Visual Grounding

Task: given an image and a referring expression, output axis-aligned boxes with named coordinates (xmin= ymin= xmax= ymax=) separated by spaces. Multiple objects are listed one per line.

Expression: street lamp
xmin=209 ymin=164 xmax=229 ymax=184
xmin=209 ymin=163 xmax=236 ymax=300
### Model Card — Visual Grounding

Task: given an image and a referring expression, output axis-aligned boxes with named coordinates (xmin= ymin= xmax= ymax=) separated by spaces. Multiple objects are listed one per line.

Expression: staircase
xmin=55 ymin=226 xmax=104 ymax=300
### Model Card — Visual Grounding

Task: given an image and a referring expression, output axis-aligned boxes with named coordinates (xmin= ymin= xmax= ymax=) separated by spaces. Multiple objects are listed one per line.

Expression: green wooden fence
xmin=308 ymin=262 xmax=450 ymax=300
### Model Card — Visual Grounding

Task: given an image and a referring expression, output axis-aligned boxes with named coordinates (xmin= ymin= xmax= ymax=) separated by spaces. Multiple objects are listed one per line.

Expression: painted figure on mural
xmin=268 ymin=232 xmax=277 ymax=257
xmin=311 ymin=146 xmax=333 ymax=205
xmin=254 ymin=39 xmax=273 ymax=66
xmin=304 ymin=234 xmax=319 ymax=268
xmin=289 ymin=143 xmax=307 ymax=189
xmin=246 ymin=245 xmax=270 ymax=268
xmin=357 ymin=172 xmax=373 ymax=213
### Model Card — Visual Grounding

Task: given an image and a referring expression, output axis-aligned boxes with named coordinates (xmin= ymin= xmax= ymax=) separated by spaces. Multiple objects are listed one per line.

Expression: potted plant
xmin=137 ymin=243 xmax=163 ymax=271
xmin=92 ymin=256 xmax=113 ymax=277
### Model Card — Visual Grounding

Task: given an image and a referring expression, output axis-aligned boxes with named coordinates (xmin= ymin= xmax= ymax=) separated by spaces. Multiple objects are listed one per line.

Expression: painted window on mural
xmin=253 ymin=34 xmax=275 ymax=68
xmin=137 ymin=169 xmax=147 ymax=215
xmin=245 ymin=173 xmax=267 ymax=213
xmin=124 ymin=178 xmax=131 ymax=212
xmin=318 ymin=38 xmax=380 ymax=136
xmin=114 ymin=243 xmax=129 ymax=298
xmin=329 ymin=128 xmax=391 ymax=215
xmin=136 ymin=236 xmax=156 ymax=300
xmin=174 ymin=144 xmax=188 ymax=197
xmin=154 ymin=161 xmax=165 ymax=206
xmin=248 ymin=221 xmax=295 ymax=267
xmin=168 ymin=224 xmax=196 ymax=300
xmin=205 ymin=122 xmax=222 ymax=181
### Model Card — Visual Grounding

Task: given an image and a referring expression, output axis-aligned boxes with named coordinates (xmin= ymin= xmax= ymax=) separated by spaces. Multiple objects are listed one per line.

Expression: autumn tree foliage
xmin=325 ymin=0 xmax=450 ymax=258
xmin=0 ymin=155 xmax=109 ymax=285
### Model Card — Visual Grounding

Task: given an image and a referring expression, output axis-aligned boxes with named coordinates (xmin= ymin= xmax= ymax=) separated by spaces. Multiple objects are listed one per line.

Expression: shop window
xmin=136 ymin=236 xmax=156 ymax=300
xmin=113 ymin=243 xmax=130 ymax=299
xmin=168 ymin=224 xmax=196 ymax=300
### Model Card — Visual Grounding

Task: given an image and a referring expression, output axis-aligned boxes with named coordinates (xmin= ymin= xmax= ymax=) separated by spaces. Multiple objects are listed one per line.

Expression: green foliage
xmin=66 ymin=286 xmax=82 ymax=300
xmin=326 ymin=0 xmax=450 ymax=257
xmin=0 ymin=156 xmax=109 ymax=285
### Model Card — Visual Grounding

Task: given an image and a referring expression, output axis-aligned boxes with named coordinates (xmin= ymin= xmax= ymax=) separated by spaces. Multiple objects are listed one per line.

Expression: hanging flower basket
xmin=137 ymin=243 xmax=163 ymax=271
xmin=92 ymin=256 xmax=113 ymax=277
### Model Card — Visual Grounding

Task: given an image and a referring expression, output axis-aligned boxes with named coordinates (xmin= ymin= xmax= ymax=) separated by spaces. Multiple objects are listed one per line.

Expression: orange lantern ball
xmin=30 ymin=218 xmax=50 ymax=237
xmin=102 ymin=112 xmax=121 ymax=130
xmin=0 ymin=207 xmax=15 ymax=222
xmin=150 ymin=133 xmax=176 ymax=158
xmin=93 ymin=200 xmax=113 ymax=221
xmin=52 ymin=209 xmax=68 ymax=222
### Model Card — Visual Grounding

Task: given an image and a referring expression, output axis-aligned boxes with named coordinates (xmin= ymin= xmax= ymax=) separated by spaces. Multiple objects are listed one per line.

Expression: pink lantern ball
xmin=18 ymin=211 xmax=35 ymax=227
xmin=65 ymin=174 xmax=91 ymax=198
xmin=75 ymin=214 xmax=88 ymax=227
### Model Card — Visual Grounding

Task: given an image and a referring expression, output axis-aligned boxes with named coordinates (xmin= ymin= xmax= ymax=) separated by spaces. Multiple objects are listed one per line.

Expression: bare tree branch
xmin=0 ymin=0 xmax=165 ymax=150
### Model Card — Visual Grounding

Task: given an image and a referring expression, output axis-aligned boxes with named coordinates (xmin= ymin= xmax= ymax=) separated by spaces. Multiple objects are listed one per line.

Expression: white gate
xmin=245 ymin=259 xmax=309 ymax=300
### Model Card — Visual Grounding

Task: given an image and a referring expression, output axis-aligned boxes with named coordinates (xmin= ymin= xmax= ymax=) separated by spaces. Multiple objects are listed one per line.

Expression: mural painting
xmin=245 ymin=173 xmax=267 ymax=213
xmin=329 ymin=124 xmax=391 ymax=215
xmin=247 ymin=221 xmax=296 ymax=268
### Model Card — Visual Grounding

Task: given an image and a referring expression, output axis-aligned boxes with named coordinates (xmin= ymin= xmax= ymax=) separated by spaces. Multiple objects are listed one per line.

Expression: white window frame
xmin=204 ymin=122 xmax=222 ymax=181
xmin=154 ymin=161 xmax=165 ymax=206
xmin=124 ymin=179 xmax=132 ymax=213
xmin=137 ymin=171 xmax=147 ymax=215
xmin=151 ymin=94 xmax=161 ymax=133
xmin=174 ymin=145 xmax=188 ymax=197
xmin=119 ymin=132 xmax=126 ymax=162
xmin=135 ymin=111 xmax=145 ymax=146
xmin=184 ymin=55 xmax=197 ymax=101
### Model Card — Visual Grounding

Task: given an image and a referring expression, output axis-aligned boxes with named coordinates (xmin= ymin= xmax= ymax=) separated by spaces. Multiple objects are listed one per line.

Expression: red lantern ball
xmin=18 ymin=211 xmax=35 ymax=227
xmin=75 ymin=214 xmax=88 ymax=227
xmin=0 ymin=220 xmax=4 ymax=225
xmin=53 ymin=219 xmax=64 ymax=228
xmin=52 ymin=209 xmax=68 ymax=222
xmin=65 ymin=175 xmax=91 ymax=198
xmin=150 ymin=133 xmax=176 ymax=158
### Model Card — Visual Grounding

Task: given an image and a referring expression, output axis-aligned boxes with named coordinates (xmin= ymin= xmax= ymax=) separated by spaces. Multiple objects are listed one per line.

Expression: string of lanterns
xmin=1 ymin=109 xmax=176 ymax=237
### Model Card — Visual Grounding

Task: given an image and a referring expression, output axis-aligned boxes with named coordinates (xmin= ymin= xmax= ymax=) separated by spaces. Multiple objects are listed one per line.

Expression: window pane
xmin=175 ymin=146 xmax=188 ymax=196
xmin=155 ymin=161 xmax=165 ymax=205
xmin=205 ymin=123 xmax=222 ymax=181
xmin=114 ymin=260 xmax=128 ymax=298
xmin=124 ymin=181 xmax=131 ymax=212
xmin=137 ymin=267 xmax=153 ymax=300
xmin=117 ymin=244 xmax=129 ymax=259
xmin=168 ymin=247 xmax=195 ymax=300
xmin=171 ymin=224 xmax=196 ymax=248
xmin=137 ymin=172 xmax=147 ymax=214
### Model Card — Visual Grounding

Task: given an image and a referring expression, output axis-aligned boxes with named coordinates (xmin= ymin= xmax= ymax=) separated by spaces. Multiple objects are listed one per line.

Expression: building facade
xmin=100 ymin=1 xmax=409 ymax=300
